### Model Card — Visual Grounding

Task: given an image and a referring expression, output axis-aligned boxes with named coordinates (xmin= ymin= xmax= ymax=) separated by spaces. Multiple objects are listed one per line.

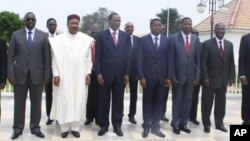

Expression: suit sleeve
xmin=44 ymin=36 xmax=51 ymax=79
xmin=167 ymin=38 xmax=174 ymax=79
xmin=7 ymin=33 xmax=16 ymax=79
xmin=195 ymin=38 xmax=201 ymax=81
xmin=0 ymin=39 xmax=7 ymax=84
xmin=125 ymin=34 xmax=132 ymax=76
xmin=201 ymin=41 xmax=209 ymax=80
xmin=95 ymin=33 xmax=102 ymax=75
xmin=137 ymin=38 xmax=144 ymax=80
xmin=239 ymin=35 xmax=246 ymax=77
xmin=229 ymin=42 xmax=236 ymax=82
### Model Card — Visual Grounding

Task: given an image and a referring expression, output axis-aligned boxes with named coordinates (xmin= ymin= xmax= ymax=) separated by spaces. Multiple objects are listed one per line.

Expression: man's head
xmin=90 ymin=23 xmax=100 ymax=39
xmin=214 ymin=23 xmax=226 ymax=40
xmin=67 ymin=14 xmax=80 ymax=35
xmin=150 ymin=18 xmax=162 ymax=36
xmin=191 ymin=28 xmax=199 ymax=37
xmin=24 ymin=12 xmax=36 ymax=30
xmin=108 ymin=12 xmax=121 ymax=31
xmin=181 ymin=17 xmax=192 ymax=35
xmin=124 ymin=22 xmax=134 ymax=36
xmin=47 ymin=18 xmax=57 ymax=35
xmin=161 ymin=25 xmax=166 ymax=35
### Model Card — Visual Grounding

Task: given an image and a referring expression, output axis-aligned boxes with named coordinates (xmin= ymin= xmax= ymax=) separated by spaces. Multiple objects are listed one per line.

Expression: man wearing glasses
xmin=8 ymin=12 xmax=51 ymax=139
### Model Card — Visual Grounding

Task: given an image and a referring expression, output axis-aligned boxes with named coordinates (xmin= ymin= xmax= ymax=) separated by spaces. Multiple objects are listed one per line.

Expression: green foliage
xmin=156 ymin=8 xmax=183 ymax=35
xmin=80 ymin=7 xmax=112 ymax=34
xmin=0 ymin=11 xmax=24 ymax=43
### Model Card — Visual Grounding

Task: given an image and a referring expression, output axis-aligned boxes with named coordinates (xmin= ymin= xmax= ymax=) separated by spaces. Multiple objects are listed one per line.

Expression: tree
xmin=156 ymin=8 xmax=183 ymax=35
xmin=0 ymin=11 xmax=24 ymax=43
xmin=80 ymin=7 xmax=112 ymax=34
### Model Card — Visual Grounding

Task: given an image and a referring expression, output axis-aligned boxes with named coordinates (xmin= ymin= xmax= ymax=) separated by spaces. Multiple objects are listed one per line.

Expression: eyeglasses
xmin=26 ymin=18 xmax=36 ymax=22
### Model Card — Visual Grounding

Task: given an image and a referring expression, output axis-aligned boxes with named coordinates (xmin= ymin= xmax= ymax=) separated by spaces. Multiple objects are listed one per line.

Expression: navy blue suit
xmin=137 ymin=34 xmax=173 ymax=131
xmin=128 ymin=35 xmax=139 ymax=118
xmin=95 ymin=29 xmax=131 ymax=129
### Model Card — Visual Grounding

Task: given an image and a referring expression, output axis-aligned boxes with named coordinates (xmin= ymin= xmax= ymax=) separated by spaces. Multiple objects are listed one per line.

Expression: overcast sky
xmin=1 ymin=0 xmax=231 ymax=35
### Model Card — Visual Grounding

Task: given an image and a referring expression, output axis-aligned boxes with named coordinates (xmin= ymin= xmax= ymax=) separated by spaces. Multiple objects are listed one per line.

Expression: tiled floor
xmin=0 ymin=92 xmax=242 ymax=141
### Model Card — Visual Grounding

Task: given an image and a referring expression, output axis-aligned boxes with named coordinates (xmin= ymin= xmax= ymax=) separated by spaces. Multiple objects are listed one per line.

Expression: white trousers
xmin=60 ymin=121 xmax=80 ymax=132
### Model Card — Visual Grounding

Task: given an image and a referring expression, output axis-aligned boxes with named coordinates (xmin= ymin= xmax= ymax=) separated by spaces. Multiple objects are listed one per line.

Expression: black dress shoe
xmin=151 ymin=130 xmax=165 ymax=138
xmin=98 ymin=127 xmax=108 ymax=136
xmin=142 ymin=129 xmax=149 ymax=138
xmin=11 ymin=130 xmax=22 ymax=140
xmin=46 ymin=117 xmax=54 ymax=125
xmin=161 ymin=116 xmax=169 ymax=122
xmin=31 ymin=129 xmax=45 ymax=138
xmin=71 ymin=131 xmax=80 ymax=138
xmin=204 ymin=127 xmax=210 ymax=133
xmin=216 ymin=125 xmax=228 ymax=132
xmin=172 ymin=127 xmax=180 ymax=134
xmin=84 ymin=119 xmax=93 ymax=125
xmin=114 ymin=128 xmax=123 ymax=136
xmin=190 ymin=119 xmax=200 ymax=125
xmin=129 ymin=117 xmax=137 ymax=124
xmin=61 ymin=131 xmax=69 ymax=138
xmin=179 ymin=125 xmax=191 ymax=133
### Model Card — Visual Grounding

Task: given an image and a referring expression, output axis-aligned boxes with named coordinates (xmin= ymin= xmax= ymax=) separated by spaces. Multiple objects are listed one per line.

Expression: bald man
xmin=124 ymin=22 xmax=140 ymax=124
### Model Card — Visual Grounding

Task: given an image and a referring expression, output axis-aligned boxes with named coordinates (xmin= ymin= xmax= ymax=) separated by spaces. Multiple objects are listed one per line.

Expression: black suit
xmin=201 ymin=38 xmax=235 ymax=128
xmin=128 ymin=35 xmax=139 ymax=118
xmin=239 ymin=33 xmax=250 ymax=124
xmin=8 ymin=28 xmax=51 ymax=131
xmin=86 ymin=41 xmax=99 ymax=122
xmin=0 ymin=38 xmax=7 ymax=87
xmin=95 ymin=29 xmax=131 ymax=129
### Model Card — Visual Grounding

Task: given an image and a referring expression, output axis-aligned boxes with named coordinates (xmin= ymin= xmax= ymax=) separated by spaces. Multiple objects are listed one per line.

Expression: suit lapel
xmin=105 ymin=29 xmax=116 ymax=48
xmin=21 ymin=29 xmax=29 ymax=54
xmin=178 ymin=33 xmax=186 ymax=55
xmin=212 ymin=38 xmax=223 ymax=59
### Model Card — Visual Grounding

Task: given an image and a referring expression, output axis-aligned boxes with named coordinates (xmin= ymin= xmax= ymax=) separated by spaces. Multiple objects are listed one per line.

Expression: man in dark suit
xmin=201 ymin=23 xmax=235 ymax=133
xmin=137 ymin=18 xmax=172 ymax=138
xmin=124 ymin=22 xmax=139 ymax=124
xmin=189 ymin=28 xmax=201 ymax=125
xmin=239 ymin=33 xmax=250 ymax=125
xmin=95 ymin=12 xmax=131 ymax=137
xmin=0 ymin=38 xmax=7 ymax=90
xmin=45 ymin=18 xmax=57 ymax=125
xmin=8 ymin=12 xmax=51 ymax=139
xmin=85 ymin=23 xmax=101 ymax=125
xmin=170 ymin=17 xmax=200 ymax=135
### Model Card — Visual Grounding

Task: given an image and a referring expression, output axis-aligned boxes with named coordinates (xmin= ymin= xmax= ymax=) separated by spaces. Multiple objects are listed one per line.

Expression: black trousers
xmin=128 ymin=75 xmax=138 ymax=118
xmin=241 ymin=84 xmax=250 ymax=123
xmin=189 ymin=83 xmax=201 ymax=121
xmin=86 ymin=71 xmax=99 ymax=121
xmin=13 ymin=74 xmax=43 ymax=130
xmin=45 ymin=79 xmax=53 ymax=117
xmin=201 ymin=86 xmax=226 ymax=127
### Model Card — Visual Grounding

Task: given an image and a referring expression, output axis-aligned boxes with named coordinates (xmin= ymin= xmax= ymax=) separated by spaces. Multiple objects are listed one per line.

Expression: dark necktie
xmin=112 ymin=32 xmax=117 ymax=46
xmin=154 ymin=37 xmax=159 ymax=49
xmin=219 ymin=40 xmax=224 ymax=58
xmin=185 ymin=35 xmax=190 ymax=55
xmin=92 ymin=41 xmax=96 ymax=69
xmin=27 ymin=31 xmax=32 ymax=49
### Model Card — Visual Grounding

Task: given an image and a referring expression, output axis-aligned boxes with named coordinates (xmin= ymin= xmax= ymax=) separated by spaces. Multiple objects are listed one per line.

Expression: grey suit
xmin=201 ymin=38 xmax=235 ymax=128
xmin=8 ymin=28 xmax=51 ymax=130
xmin=170 ymin=32 xmax=200 ymax=128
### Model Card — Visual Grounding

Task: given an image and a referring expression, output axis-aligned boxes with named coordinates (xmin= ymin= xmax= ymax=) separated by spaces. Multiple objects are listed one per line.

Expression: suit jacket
xmin=130 ymin=35 xmax=140 ymax=78
xmin=137 ymin=34 xmax=173 ymax=85
xmin=202 ymin=38 xmax=235 ymax=88
xmin=8 ymin=28 xmax=51 ymax=84
xmin=0 ymin=39 xmax=7 ymax=84
xmin=95 ymin=29 xmax=131 ymax=84
xmin=170 ymin=32 xmax=200 ymax=84
xmin=239 ymin=33 xmax=250 ymax=80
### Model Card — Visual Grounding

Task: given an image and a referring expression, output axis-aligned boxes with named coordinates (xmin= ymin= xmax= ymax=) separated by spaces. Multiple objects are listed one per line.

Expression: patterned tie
xmin=185 ymin=35 xmax=190 ymax=55
xmin=154 ymin=37 xmax=159 ymax=49
xmin=219 ymin=40 xmax=224 ymax=58
xmin=27 ymin=31 xmax=32 ymax=49
xmin=112 ymin=31 xmax=117 ymax=46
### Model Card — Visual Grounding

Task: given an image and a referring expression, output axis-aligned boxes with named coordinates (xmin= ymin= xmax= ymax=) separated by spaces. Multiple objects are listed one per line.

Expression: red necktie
xmin=112 ymin=32 xmax=117 ymax=46
xmin=219 ymin=40 xmax=224 ymax=58
xmin=185 ymin=35 xmax=190 ymax=55
xmin=92 ymin=41 xmax=96 ymax=68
